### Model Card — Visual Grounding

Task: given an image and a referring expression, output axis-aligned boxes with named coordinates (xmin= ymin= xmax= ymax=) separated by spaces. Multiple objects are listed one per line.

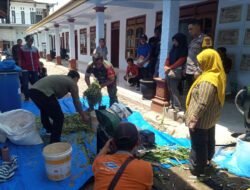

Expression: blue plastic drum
xmin=0 ymin=72 xmax=21 ymax=112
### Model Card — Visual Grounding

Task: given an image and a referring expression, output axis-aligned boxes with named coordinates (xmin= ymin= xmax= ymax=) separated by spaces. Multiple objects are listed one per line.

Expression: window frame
xmin=90 ymin=26 xmax=96 ymax=55
xmin=21 ymin=11 xmax=25 ymax=24
xmin=125 ymin=15 xmax=146 ymax=60
xmin=11 ymin=10 xmax=16 ymax=23
xmin=80 ymin=28 xmax=87 ymax=55
xmin=30 ymin=12 xmax=36 ymax=24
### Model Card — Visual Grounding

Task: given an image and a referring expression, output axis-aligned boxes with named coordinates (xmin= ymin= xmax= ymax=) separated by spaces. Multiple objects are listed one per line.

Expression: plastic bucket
xmin=42 ymin=142 xmax=72 ymax=181
xmin=0 ymin=72 xmax=21 ymax=112
xmin=235 ymin=134 xmax=250 ymax=174
xmin=91 ymin=111 xmax=98 ymax=132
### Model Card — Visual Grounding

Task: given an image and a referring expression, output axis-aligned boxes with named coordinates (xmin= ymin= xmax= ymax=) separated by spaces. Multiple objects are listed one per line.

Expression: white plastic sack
xmin=0 ymin=109 xmax=43 ymax=145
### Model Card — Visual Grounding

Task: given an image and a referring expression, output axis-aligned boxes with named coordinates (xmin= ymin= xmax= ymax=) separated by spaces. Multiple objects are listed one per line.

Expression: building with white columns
xmin=26 ymin=0 xmax=250 ymax=111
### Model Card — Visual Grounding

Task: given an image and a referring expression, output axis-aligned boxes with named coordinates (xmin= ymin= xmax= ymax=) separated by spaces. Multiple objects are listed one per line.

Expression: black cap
xmin=25 ymin=35 xmax=34 ymax=42
xmin=140 ymin=34 xmax=148 ymax=41
xmin=114 ymin=122 xmax=139 ymax=151
xmin=92 ymin=53 xmax=103 ymax=62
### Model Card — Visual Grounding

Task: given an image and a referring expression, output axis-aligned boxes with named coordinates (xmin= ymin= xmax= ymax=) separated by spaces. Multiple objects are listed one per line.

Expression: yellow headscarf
xmin=186 ymin=49 xmax=226 ymax=109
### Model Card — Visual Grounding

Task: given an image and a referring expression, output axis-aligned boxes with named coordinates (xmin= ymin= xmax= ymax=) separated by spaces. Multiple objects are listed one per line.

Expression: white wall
xmin=74 ymin=1 xmax=163 ymax=71
xmin=10 ymin=2 xmax=47 ymax=25
xmin=214 ymin=0 xmax=250 ymax=88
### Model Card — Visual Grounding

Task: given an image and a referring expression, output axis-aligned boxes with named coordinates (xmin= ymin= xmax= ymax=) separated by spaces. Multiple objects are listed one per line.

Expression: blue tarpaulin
xmin=0 ymin=96 xmax=191 ymax=189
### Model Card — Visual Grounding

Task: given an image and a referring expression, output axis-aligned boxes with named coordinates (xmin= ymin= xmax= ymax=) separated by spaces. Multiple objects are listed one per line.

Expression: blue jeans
xmin=22 ymin=71 xmax=38 ymax=100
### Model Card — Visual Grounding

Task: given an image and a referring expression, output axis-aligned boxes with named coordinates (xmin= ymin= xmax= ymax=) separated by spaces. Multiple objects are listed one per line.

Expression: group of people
xmin=92 ymin=18 xmax=230 ymax=189
xmin=12 ymin=36 xmax=47 ymax=101
xmin=9 ymin=18 xmax=233 ymax=189
xmin=124 ymin=26 xmax=161 ymax=90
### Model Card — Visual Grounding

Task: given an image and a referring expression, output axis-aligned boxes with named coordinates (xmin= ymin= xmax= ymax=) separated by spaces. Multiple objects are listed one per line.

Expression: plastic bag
xmin=0 ymin=60 xmax=22 ymax=72
xmin=0 ymin=109 xmax=43 ymax=145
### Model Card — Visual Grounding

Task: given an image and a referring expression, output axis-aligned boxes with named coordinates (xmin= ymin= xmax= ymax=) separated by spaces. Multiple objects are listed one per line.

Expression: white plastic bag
xmin=0 ymin=109 xmax=43 ymax=145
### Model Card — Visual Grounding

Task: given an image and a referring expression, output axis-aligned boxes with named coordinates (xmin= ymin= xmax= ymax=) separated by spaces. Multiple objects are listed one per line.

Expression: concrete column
xmin=38 ymin=31 xmax=43 ymax=58
xmin=158 ymin=0 xmax=180 ymax=78
xmin=45 ymin=28 xmax=51 ymax=61
xmin=68 ymin=18 xmax=76 ymax=70
xmin=151 ymin=0 xmax=180 ymax=113
xmin=54 ymin=24 xmax=61 ymax=65
xmin=94 ymin=7 xmax=106 ymax=48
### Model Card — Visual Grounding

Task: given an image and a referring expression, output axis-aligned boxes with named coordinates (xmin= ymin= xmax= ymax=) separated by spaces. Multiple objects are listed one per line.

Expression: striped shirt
xmin=185 ymin=81 xmax=221 ymax=129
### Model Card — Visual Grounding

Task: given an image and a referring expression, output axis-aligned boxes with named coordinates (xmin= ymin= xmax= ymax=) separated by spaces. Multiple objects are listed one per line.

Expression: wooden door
xmin=111 ymin=21 xmax=120 ymax=68
xmin=75 ymin=30 xmax=78 ymax=60
xmin=62 ymin=33 xmax=65 ymax=49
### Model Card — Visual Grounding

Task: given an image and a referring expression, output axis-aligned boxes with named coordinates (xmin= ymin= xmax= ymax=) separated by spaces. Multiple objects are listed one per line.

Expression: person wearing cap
xmin=92 ymin=122 xmax=153 ymax=190
xmin=18 ymin=35 xmax=40 ymax=101
xmin=137 ymin=34 xmax=151 ymax=86
xmin=85 ymin=53 xmax=118 ymax=106
xmin=29 ymin=71 xmax=89 ymax=143
xmin=185 ymin=19 xmax=213 ymax=90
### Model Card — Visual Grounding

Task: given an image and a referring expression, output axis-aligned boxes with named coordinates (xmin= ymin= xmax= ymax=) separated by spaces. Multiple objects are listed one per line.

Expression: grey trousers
xmin=166 ymin=76 xmax=182 ymax=110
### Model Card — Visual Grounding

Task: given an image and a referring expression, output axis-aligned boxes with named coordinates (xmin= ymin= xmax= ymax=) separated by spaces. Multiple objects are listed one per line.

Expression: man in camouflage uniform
xmin=185 ymin=19 xmax=213 ymax=90
xmin=85 ymin=53 xmax=118 ymax=107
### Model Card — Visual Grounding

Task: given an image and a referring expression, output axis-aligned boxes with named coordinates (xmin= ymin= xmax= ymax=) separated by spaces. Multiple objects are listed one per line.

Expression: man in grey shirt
xmin=95 ymin=38 xmax=108 ymax=60
xmin=29 ymin=70 xmax=89 ymax=143
xmin=185 ymin=19 xmax=213 ymax=90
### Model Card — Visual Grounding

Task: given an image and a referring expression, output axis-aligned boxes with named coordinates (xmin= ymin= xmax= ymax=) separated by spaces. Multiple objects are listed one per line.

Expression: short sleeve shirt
xmin=126 ymin=64 xmax=138 ymax=76
xmin=95 ymin=46 xmax=108 ymax=60
xmin=92 ymin=154 xmax=153 ymax=190
xmin=137 ymin=43 xmax=151 ymax=59
xmin=186 ymin=34 xmax=213 ymax=75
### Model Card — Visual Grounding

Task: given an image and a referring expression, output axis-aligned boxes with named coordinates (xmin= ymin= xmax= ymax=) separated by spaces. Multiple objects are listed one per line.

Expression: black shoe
xmin=129 ymin=83 xmax=136 ymax=87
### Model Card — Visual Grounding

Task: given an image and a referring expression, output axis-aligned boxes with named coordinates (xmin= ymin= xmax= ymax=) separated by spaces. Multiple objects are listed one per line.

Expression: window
xmin=30 ymin=12 xmax=36 ymax=24
xmin=125 ymin=15 xmax=146 ymax=59
xmin=90 ymin=26 xmax=96 ymax=55
xmin=36 ymin=15 xmax=42 ymax=23
xmin=155 ymin=11 xmax=162 ymax=27
xmin=21 ymin=11 xmax=25 ymax=24
xmin=80 ymin=28 xmax=87 ymax=55
xmin=36 ymin=9 xmax=43 ymax=23
xmin=11 ymin=10 xmax=16 ymax=23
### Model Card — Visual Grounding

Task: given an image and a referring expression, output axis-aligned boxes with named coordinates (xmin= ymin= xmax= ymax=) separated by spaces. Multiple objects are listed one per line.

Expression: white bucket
xmin=42 ymin=142 xmax=72 ymax=181
xmin=91 ymin=111 xmax=98 ymax=132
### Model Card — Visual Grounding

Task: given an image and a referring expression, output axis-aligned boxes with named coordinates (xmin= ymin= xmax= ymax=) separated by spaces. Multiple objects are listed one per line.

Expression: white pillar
xmin=45 ymin=28 xmax=51 ymax=61
xmin=94 ymin=7 xmax=106 ymax=47
xmin=158 ymin=0 xmax=180 ymax=78
xmin=38 ymin=31 xmax=43 ymax=52
xmin=68 ymin=18 xmax=75 ymax=60
xmin=54 ymin=24 xmax=60 ymax=57
xmin=67 ymin=18 xmax=76 ymax=70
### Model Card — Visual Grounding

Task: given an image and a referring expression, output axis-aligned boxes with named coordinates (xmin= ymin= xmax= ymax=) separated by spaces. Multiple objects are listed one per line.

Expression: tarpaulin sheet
xmin=0 ymin=96 xmax=191 ymax=189
xmin=213 ymin=147 xmax=250 ymax=178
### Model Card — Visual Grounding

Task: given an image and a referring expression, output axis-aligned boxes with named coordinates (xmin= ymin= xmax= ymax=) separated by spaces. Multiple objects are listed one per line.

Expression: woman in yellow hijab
xmin=185 ymin=49 xmax=226 ymax=176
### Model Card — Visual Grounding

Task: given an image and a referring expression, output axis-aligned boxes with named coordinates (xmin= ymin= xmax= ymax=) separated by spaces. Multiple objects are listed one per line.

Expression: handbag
xmin=167 ymin=68 xmax=182 ymax=80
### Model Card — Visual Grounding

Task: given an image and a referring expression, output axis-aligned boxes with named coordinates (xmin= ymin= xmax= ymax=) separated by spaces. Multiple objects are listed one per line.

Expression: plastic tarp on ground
xmin=0 ymin=96 xmax=191 ymax=190
xmin=213 ymin=147 xmax=250 ymax=178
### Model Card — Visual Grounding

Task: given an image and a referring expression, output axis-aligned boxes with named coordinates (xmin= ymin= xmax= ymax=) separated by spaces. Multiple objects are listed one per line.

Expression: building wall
xmin=73 ymin=0 xmax=207 ymax=71
xmin=214 ymin=0 xmax=250 ymax=88
xmin=9 ymin=2 xmax=47 ymax=25
xmin=73 ymin=1 xmax=162 ymax=71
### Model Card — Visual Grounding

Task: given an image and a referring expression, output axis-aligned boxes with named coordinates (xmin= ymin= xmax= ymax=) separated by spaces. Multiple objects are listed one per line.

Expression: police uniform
xmin=185 ymin=34 xmax=213 ymax=89
xmin=85 ymin=60 xmax=118 ymax=106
